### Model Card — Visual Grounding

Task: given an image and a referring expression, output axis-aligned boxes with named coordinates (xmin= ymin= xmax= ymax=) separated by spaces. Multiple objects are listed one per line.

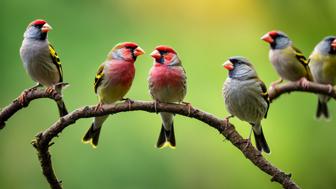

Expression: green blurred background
xmin=1 ymin=0 xmax=336 ymax=188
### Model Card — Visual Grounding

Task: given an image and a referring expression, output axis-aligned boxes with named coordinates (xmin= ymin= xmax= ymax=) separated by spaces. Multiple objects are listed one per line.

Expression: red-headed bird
xmin=309 ymin=36 xmax=336 ymax=119
xmin=148 ymin=46 xmax=187 ymax=148
xmin=20 ymin=19 xmax=68 ymax=116
xmin=261 ymin=31 xmax=313 ymax=86
xmin=83 ymin=42 xmax=144 ymax=148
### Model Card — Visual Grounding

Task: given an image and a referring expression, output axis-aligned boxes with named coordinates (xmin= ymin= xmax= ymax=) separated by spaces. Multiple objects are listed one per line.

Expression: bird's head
xmin=223 ymin=56 xmax=257 ymax=80
xmin=316 ymin=36 xmax=336 ymax=55
xmin=261 ymin=30 xmax=291 ymax=49
xmin=109 ymin=42 xmax=145 ymax=62
xmin=24 ymin=19 xmax=52 ymax=40
xmin=150 ymin=45 xmax=181 ymax=66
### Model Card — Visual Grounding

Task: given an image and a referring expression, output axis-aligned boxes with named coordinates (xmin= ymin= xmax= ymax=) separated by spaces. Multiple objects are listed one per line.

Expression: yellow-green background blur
xmin=1 ymin=0 xmax=336 ymax=188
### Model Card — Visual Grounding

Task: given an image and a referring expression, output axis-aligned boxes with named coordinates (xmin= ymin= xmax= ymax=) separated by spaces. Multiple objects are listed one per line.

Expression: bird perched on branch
xmin=222 ymin=56 xmax=270 ymax=153
xmin=83 ymin=42 xmax=144 ymax=148
xmin=20 ymin=19 xmax=68 ymax=117
xmin=261 ymin=31 xmax=313 ymax=87
xmin=148 ymin=45 xmax=187 ymax=149
xmin=309 ymin=36 xmax=336 ymax=119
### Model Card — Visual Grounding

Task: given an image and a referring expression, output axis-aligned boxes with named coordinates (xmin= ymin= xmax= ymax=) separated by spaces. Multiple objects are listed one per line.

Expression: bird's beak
xmin=150 ymin=50 xmax=161 ymax=60
xmin=134 ymin=47 xmax=145 ymax=57
xmin=261 ymin=33 xmax=273 ymax=43
xmin=331 ymin=39 xmax=336 ymax=50
xmin=41 ymin=23 xmax=52 ymax=33
xmin=223 ymin=60 xmax=234 ymax=70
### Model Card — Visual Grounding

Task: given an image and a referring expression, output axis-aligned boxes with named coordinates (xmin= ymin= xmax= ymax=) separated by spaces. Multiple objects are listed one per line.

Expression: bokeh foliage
xmin=1 ymin=0 xmax=336 ymax=188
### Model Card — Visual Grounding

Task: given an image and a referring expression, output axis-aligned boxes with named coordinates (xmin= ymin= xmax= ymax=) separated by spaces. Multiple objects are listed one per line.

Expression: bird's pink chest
xmin=150 ymin=65 xmax=184 ymax=87
xmin=107 ymin=61 xmax=135 ymax=87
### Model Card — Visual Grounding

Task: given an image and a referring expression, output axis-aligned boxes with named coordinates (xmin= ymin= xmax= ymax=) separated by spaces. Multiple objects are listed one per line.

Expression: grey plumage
xmin=223 ymin=56 xmax=270 ymax=153
xmin=262 ymin=31 xmax=312 ymax=81
xmin=309 ymin=36 xmax=336 ymax=119
xmin=20 ymin=20 xmax=68 ymax=117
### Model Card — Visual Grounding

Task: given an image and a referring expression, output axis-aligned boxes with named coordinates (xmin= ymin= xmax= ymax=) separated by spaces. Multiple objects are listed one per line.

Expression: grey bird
xmin=222 ymin=56 xmax=270 ymax=153
xmin=261 ymin=30 xmax=313 ymax=86
xmin=309 ymin=36 xmax=336 ymax=119
xmin=20 ymin=19 xmax=68 ymax=116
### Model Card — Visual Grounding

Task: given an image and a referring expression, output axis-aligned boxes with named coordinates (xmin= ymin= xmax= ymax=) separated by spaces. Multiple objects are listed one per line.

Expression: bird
xmin=148 ymin=45 xmax=187 ymax=149
xmin=82 ymin=42 xmax=144 ymax=148
xmin=222 ymin=56 xmax=270 ymax=153
xmin=261 ymin=30 xmax=313 ymax=86
xmin=309 ymin=36 xmax=336 ymax=119
xmin=20 ymin=19 xmax=68 ymax=117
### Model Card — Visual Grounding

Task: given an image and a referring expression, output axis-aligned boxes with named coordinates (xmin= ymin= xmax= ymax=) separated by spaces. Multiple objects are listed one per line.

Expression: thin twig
xmin=0 ymin=88 xmax=62 ymax=129
xmin=34 ymin=101 xmax=300 ymax=189
xmin=268 ymin=80 xmax=336 ymax=102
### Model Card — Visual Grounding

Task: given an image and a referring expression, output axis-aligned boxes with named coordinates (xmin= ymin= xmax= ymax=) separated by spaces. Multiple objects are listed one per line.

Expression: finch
xmin=83 ymin=42 xmax=144 ymax=148
xmin=148 ymin=46 xmax=187 ymax=149
xmin=261 ymin=31 xmax=313 ymax=85
xmin=222 ymin=56 xmax=270 ymax=153
xmin=309 ymin=36 xmax=336 ymax=119
xmin=20 ymin=19 xmax=68 ymax=116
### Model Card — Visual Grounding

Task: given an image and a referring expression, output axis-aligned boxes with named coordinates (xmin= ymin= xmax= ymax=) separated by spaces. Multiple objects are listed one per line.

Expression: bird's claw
xmin=224 ymin=115 xmax=234 ymax=125
xmin=94 ymin=103 xmax=104 ymax=113
xmin=243 ymin=138 xmax=251 ymax=151
xmin=327 ymin=84 xmax=333 ymax=93
xmin=46 ymin=87 xmax=55 ymax=94
xmin=122 ymin=98 xmax=134 ymax=110
xmin=182 ymin=102 xmax=192 ymax=116
xmin=18 ymin=84 xmax=43 ymax=106
xmin=154 ymin=100 xmax=160 ymax=113
xmin=270 ymin=78 xmax=283 ymax=92
xmin=298 ymin=77 xmax=310 ymax=89
xmin=18 ymin=90 xmax=29 ymax=106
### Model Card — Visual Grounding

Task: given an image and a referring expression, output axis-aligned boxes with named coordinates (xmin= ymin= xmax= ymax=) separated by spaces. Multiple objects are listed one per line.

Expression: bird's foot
xmin=94 ymin=103 xmax=104 ymax=113
xmin=18 ymin=90 xmax=29 ymax=106
xmin=327 ymin=84 xmax=333 ymax=94
xmin=154 ymin=100 xmax=160 ymax=113
xmin=182 ymin=101 xmax=192 ymax=116
xmin=46 ymin=86 xmax=55 ymax=94
xmin=243 ymin=138 xmax=252 ymax=151
xmin=122 ymin=98 xmax=134 ymax=110
xmin=224 ymin=115 xmax=234 ymax=126
xmin=270 ymin=78 xmax=283 ymax=92
xmin=298 ymin=77 xmax=310 ymax=89
xmin=18 ymin=84 xmax=42 ymax=106
xmin=243 ymin=128 xmax=253 ymax=151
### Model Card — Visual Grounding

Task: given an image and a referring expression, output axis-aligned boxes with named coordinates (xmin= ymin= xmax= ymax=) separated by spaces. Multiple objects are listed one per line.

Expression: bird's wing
xmin=48 ymin=44 xmax=63 ymax=82
xmin=258 ymin=79 xmax=270 ymax=118
xmin=292 ymin=46 xmax=309 ymax=65
xmin=292 ymin=46 xmax=313 ymax=80
xmin=94 ymin=63 xmax=105 ymax=94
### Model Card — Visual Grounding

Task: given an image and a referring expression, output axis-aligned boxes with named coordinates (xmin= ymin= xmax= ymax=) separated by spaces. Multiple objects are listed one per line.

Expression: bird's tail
xmin=316 ymin=99 xmax=329 ymax=119
xmin=82 ymin=115 xmax=108 ymax=148
xmin=253 ymin=126 xmax=270 ymax=153
xmin=56 ymin=100 xmax=68 ymax=117
xmin=156 ymin=123 xmax=176 ymax=149
xmin=156 ymin=112 xmax=176 ymax=149
xmin=55 ymin=83 xmax=69 ymax=117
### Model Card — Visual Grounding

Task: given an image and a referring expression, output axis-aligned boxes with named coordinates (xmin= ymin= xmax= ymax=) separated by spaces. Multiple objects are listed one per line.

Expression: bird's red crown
xmin=155 ymin=45 xmax=176 ymax=54
xmin=117 ymin=42 xmax=139 ymax=49
xmin=268 ymin=30 xmax=278 ymax=37
xmin=30 ymin=19 xmax=47 ymax=26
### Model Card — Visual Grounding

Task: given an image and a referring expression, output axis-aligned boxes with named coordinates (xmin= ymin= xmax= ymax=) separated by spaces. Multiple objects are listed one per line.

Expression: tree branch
xmin=0 ymin=88 xmax=62 ymax=129
xmin=268 ymin=80 xmax=336 ymax=102
xmin=33 ymin=101 xmax=300 ymax=189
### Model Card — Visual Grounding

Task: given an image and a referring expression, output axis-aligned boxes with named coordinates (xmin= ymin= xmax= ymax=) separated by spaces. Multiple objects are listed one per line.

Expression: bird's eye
xmin=160 ymin=51 xmax=169 ymax=56
xmin=229 ymin=58 xmax=237 ymax=63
